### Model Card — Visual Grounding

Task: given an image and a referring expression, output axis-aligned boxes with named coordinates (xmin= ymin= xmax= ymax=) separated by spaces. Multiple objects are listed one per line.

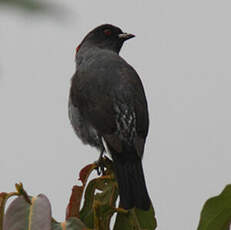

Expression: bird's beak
xmin=118 ymin=33 xmax=135 ymax=41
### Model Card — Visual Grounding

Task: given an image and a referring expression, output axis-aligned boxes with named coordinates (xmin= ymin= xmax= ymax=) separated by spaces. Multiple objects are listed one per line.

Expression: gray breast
xmin=68 ymin=98 xmax=103 ymax=150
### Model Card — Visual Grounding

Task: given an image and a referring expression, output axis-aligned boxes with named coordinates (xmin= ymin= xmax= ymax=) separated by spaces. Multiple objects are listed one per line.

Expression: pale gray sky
xmin=1 ymin=0 xmax=231 ymax=229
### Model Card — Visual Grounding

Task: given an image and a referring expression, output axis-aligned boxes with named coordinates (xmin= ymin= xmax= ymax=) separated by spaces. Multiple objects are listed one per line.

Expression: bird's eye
xmin=104 ymin=29 xmax=112 ymax=36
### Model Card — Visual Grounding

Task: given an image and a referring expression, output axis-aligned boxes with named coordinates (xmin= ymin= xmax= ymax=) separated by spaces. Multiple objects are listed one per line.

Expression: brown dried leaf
xmin=66 ymin=163 xmax=96 ymax=220
xmin=79 ymin=164 xmax=96 ymax=186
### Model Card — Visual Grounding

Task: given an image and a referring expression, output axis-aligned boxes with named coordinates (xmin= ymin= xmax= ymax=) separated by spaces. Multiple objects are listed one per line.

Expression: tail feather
xmin=112 ymin=153 xmax=150 ymax=210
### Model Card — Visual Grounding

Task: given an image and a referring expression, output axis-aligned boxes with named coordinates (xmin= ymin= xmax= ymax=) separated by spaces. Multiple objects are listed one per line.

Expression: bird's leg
xmin=101 ymin=137 xmax=111 ymax=156
xmin=94 ymin=137 xmax=111 ymax=175
xmin=95 ymin=148 xmax=105 ymax=175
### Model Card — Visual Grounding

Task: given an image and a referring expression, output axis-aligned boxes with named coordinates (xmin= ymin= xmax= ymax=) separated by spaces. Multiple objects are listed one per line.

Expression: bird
xmin=69 ymin=24 xmax=150 ymax=210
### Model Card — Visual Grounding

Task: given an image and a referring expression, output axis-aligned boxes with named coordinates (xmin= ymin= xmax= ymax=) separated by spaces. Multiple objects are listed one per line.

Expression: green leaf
xmin=93 ymin=176 xmax=118 ymax=230
xmin=113 ymin=204 xmax=157 ymax=230
xmin=79 ymin=174 xmax=118 ymax=229
xmin=79 ymin=178 xmax=102 ymax=228
xmin=79 ymin=158 xmax=157 ymax=230
xmin=3 ymin=194 xmax=51 ymax=230
xmin=197 ymin=184 xmax=231 ymax=230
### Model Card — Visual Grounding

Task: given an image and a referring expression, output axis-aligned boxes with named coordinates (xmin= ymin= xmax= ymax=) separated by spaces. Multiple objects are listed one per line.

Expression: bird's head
xmin=76 ymin=24 xmax=135 ymax=54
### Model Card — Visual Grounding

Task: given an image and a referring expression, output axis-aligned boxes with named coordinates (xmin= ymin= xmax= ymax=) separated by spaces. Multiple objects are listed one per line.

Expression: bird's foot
xmin=94 ymin=154 xmax=113 ymax=176
xmin=94 ymin=157 xmax=106 ymax=176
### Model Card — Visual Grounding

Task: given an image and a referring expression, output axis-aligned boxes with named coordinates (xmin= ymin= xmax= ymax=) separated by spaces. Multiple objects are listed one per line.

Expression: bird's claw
xmin=94 ymin=158 xmax=105 ymax=176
